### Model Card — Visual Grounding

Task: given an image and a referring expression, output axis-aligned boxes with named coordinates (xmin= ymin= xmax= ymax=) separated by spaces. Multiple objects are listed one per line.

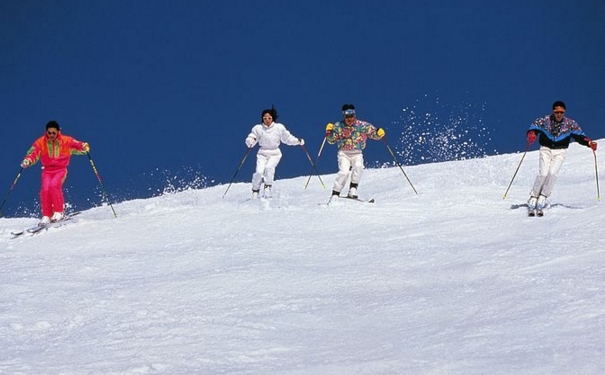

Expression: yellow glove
xmin=377 ymin=128 xmax=385 ymax=138
xmin=82 ymin=142 xmax=90 ymax=152
xmin=20 ymin=159 xmax=31 ymax=168
xmin=325 ymin=123 xmax=334 ymax=132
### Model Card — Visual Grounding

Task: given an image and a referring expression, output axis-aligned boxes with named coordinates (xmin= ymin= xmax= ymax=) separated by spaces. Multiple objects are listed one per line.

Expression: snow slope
xmin=1 ymin=141 xmax=604 ymax=375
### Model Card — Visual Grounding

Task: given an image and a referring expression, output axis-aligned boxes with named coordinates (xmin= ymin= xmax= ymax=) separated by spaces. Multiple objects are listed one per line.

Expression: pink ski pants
xmin=40 ymin=168 xmax=67 ymax=217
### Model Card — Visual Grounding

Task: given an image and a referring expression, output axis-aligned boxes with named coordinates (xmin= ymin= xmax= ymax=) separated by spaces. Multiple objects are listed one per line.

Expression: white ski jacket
xmin=246 ymin=122 xmax=300 ymax=150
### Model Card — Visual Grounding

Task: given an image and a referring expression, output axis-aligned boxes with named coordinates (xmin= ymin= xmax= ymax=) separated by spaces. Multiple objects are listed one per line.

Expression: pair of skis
xmin=510 ymin=202 xmax=548 ymax=217
xmin=10 ymin=212 xmax=80 ymax=238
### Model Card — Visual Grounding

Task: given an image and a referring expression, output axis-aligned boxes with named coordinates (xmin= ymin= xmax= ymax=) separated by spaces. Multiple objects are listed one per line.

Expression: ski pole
xmin=222 ymin=147 xmax=253 ymax=198
xmin=593 ymin=149 xmax=600 ymax=200
xmin=382 ymin=138 xmax=418 ymax=194
xmin=300 ymin=143 xmax=326 ymax=189
xmin=87 ymin=152 xmax=117 ymax=218
xmin=502 ymin=141 xmax=531 ymax=199
xmin=0 ymin=167 xmax=23 ymax=217
xmin=304 ymin=136 xmax=327 ymax=189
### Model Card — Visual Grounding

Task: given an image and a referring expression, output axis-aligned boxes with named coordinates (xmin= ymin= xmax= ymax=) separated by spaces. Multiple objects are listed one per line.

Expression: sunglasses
xmin=47 ymin=131 xmax=57 ymax=135
xmin=553 ymin=111 xmax=565 ymax=114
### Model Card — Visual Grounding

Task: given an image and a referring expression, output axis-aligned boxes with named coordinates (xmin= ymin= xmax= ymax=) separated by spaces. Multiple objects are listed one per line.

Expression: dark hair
xmin=46 ymin=120 xmax=60 ymax=131
xmin=552 ymin=101 xmax=566 ymax=110
xmin=341 ymin=103 xmax=355 ymax=112
xmin=261 ymin=106 xmax=278 ymax=122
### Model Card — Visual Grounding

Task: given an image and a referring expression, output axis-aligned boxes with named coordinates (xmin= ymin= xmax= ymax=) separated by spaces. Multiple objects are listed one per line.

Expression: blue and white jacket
xmin=527 ymin=114 xmax=590 ymax=149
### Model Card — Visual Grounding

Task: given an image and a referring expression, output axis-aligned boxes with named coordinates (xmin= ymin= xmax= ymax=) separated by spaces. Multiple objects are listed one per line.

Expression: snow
xmin=1 ymin=141 xmax=604 ymax=375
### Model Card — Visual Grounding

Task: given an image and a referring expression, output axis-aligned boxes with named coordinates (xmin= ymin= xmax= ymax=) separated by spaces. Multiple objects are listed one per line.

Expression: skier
xmin=245 ymin=107 xmax=304 ymax=198
xmin=526 ymin=100 xmax=597 ymax=214
xmin=20 ymin=120 xmax=90 ymax=224
xmin=325 ymin=104 xmax=385 ymax=202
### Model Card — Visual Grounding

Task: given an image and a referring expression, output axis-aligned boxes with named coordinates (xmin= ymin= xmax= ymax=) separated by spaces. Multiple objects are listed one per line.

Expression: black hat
xmin=552 ymin=101 xmax=566 ymax=110
xmin=261 ymin=106 xmax=278 ymax=122
xmin=341 ymin=103 xmax=355 ymax=112
xmin=46 ymin=120 xmax=60 ymax=131
xmin=342 ymin=103 xmax=356 ymax=117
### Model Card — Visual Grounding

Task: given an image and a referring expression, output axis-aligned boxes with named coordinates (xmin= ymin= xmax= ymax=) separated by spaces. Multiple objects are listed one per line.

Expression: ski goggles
xmin=343 ymin=109 xmax=356 ymax=117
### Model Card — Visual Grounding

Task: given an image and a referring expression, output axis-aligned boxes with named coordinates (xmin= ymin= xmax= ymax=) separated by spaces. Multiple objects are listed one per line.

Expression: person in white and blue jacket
xmin=526 ymin=100 xmax=597 ymax=210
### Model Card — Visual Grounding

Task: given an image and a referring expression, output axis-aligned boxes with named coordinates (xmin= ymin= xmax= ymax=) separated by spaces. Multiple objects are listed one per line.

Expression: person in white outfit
xmin=245 ymin=107 xmax=304 ymax=198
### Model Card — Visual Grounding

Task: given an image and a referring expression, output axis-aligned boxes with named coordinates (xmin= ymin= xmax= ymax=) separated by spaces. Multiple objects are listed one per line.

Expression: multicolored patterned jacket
xmin=326 ymin=119 xmax=381 ymax=151
xmin=528 ymin=114 xmax=590 ymax=149
xmin=23 ymin=131 xmax=88 ymax=171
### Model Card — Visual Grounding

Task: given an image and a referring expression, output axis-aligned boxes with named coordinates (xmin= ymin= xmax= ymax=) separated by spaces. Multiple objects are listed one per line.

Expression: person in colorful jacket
xmin=245 ymin=107 xmax=304 ymax=199
xmin=526 ymin=100 xmax=597 ymax=211
xmin=325 ymin=104 xmax=385 ymax=201
xmin=20 ymin=120 xmax=90 ymax=224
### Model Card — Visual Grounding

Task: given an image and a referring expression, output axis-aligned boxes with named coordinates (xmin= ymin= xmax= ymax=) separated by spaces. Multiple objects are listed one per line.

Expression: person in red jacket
xmin=20 ymin=120 xmax=90 ymax=224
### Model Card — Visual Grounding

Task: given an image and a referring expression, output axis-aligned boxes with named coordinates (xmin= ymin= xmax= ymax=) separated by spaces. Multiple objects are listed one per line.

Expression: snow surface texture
xmin=1 ymin=141 xmax=604 ymax=375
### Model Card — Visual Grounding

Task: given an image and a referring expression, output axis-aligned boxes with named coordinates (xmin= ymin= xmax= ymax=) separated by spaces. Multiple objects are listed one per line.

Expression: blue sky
xmin=1 ymin=0 xmax=604 ymax=216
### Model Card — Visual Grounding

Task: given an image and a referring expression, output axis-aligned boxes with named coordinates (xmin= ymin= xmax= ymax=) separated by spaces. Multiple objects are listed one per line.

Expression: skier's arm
xmin=21 ymin=143 xmax=41 ymax=167
xmin=245 ymin=126 xmax=260 ymax=148
xmin=70 ymin=138 xmax=90 ymax=155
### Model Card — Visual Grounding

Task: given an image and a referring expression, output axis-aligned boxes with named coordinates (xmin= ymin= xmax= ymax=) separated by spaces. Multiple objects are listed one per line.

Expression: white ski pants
xmin=530 ymin=146 xmax=567 ymax=198
xmin=252 ymin=148 xmax=282 ymax=190
xmin=332 ymin=150 xmax=364 ymax=193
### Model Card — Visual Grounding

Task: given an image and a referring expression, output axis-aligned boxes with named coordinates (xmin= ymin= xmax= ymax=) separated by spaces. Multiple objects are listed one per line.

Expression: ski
xmin=27 ymin=225 xmax=47 ymax=234
xmin=513 ymin=202 xmax=581 ymax=216
xmin=510 ymin=203 xmax=546 ymax=217
xmin=30 ymin=214 xmax=79 ymax=234
xmin=10 ymin=229 xmax=27 ymax=238
xmin=11 ymin=223 xmax=44 ymax=237
xmin=11 ymin=212 xmax=81 ymax=238
xmin=323 ymin=196 xmax=375 ymax=205
xmin=343 ymin=196 xmax=375 ymax=203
